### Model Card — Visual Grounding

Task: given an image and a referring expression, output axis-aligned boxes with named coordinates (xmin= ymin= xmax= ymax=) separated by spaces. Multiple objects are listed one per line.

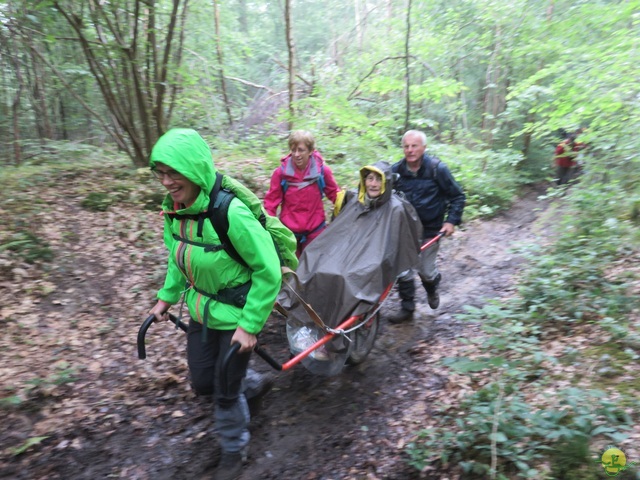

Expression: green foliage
xmin=25 ymin=362 xmax=78 ymax=392
xmin=0 ymin=395 xmax=23 ymax=409
xmin=141 ymin=192 xmax=166 ymax=211
xmin=80 ymin=192 xmax=113 ymax=212
xmin=9 ymin=436 xmax=50 ymax=456
xmin=408 ymin=158 xmax=639 ymax=476
xmin=0 ymin=231 xmax=53 ymax=264
xmin=434 ymin=145 xmax=525 ymax=218
xmin=408 ymin=383 xmax=633 ymax=479
xmin=518 ymin=183 xmax=639 ymax=327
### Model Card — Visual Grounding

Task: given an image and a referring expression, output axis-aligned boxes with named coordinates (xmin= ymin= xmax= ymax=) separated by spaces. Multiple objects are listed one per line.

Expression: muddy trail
xmin=0 ymin=182 xmax=552 ymax=480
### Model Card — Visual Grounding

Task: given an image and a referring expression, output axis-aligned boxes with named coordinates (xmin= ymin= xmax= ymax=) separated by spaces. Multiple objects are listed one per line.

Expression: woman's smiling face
xmin=290 ymin=142 xmax=312 ymax=170
xmin=153 ymin=163 xmax=200 ymax=206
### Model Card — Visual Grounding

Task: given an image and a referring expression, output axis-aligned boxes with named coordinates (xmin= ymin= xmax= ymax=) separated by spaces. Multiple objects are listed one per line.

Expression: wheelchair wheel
xmin=347 ymin=312 xmax=380 ymax=365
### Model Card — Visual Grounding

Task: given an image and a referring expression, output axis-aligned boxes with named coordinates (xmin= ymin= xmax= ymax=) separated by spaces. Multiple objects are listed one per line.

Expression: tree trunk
xmin=212 ymin=0 xmax=233 ymax=127
xmin=11 ymin=80 xmax=23 ymax=165
xmin=24 ymin=27 xmax=53 ymax=141
xmin=354 ymin=0 xmax=362 ymax=51
xmin=59 ymin=96 xmax=68 ymax=141
xmin=481 ymin=24 xmax=502 ymax=149
xmin=522 ymin=0 xmax=554 ymax=157
xmin=0 ymin=26 xmax=24 ymax=164
xmin=237 ymin=0 xmax=248 ymax=34
xmin=404 ymin=0 xmax=412 ymax=132
xmin=284 ymin=0 xmax=295 ymax=130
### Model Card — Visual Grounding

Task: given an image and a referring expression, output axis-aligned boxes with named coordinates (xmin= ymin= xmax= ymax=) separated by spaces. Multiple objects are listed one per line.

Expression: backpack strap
xmin=280 ymin=164 xmax=289 ymax=193
xmin=317 ymin=164 xmax=325 ymax=197
xmin=208 ymin=173 xmax=249 ymax=268
xmin=428 ymin=156 xmax=447 ymax=192
xmin=280 ymin=156 xmax=325 ymax=198
xmin=429 ymin=156 xmax=441 ymax=180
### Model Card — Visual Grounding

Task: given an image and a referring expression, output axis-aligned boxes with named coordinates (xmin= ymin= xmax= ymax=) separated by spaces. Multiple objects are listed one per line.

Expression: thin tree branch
xmin=347 ymin=55 xmax=437 ymax=101
xmin=271 ymin=57 xmax=313 ymax=88
xmin=347 ymin=56 xmax=405 ymax=100
xmin=225 ymin=76 xmax=275 ymax=94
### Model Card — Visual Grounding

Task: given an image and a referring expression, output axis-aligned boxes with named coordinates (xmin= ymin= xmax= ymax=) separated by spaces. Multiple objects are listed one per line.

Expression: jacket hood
xmin=149 ymin=129 xmax=217 ymax=213
xmin=281 ymin=150 xmax=324 ymax=179
xmin=358 ymin=160 xmax=392 ymax=207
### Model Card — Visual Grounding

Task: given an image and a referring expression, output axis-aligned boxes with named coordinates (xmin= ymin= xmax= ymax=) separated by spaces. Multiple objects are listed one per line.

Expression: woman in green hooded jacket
xmin=148 ymin=128 xmax=281 ymax=479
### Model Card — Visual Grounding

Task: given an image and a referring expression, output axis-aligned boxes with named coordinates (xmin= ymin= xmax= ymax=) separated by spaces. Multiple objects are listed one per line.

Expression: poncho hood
xmin=357 ymin=160 xmax=392 ymax=206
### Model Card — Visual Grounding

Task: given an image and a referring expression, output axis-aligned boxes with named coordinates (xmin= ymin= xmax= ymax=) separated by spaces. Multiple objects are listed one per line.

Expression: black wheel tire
xmin=347 ymin=312 xmax=380 ymax=365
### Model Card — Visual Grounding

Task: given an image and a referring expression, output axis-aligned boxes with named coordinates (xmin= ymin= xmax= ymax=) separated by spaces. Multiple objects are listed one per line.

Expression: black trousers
xmin=186 ymin=319 xmax=251 ymax=408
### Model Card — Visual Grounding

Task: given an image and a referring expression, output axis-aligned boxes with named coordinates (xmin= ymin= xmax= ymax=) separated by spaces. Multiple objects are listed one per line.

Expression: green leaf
xmin=0 ymin=395 xmax=23 ymax=407
xmin=10 ymin=436 xmax=49 ymax=456
xmin=490 ymin=432 xmax=508 ymax=443
xmin=590 ymin=425 xmax=616 ymax=436
xmin=442 ymin=357 xmax=492 ymax=373
xmin=606 ymin=431 xmax=629 ymax=443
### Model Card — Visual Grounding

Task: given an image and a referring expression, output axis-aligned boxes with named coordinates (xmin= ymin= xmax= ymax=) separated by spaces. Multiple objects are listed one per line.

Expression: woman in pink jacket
xmin=264 ymin=131 xmax=339 ymax=257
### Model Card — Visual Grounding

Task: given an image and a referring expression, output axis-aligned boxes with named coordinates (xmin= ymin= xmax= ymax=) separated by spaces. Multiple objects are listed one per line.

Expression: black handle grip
xmin=137 ymin=315 xmax=156 ymax=360
xmin=168 ymin=313 xmax=188 ymax=332
xmin=137 ymin=313 xmax=187 ymax=360
xmin=220 ymin=342 xmax=242 ymax=396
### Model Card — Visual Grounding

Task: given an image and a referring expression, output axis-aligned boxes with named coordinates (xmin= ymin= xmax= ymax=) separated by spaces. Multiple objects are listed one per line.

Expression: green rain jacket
xmin=150 ymin=129 xmax=282 ymax=334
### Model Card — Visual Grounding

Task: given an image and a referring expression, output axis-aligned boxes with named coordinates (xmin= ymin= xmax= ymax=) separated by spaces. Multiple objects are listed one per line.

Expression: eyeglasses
xmin=151 ymin=168 xmax=183 ymax=181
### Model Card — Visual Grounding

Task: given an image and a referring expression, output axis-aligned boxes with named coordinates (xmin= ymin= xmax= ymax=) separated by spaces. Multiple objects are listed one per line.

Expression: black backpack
xmin=169 ymin=173 xmax=298 ymax=270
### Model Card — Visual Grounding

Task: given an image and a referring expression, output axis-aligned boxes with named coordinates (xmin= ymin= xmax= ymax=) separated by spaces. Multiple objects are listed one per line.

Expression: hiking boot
xmin=388 ymin=308 xmax=414 ymax=324
xmin=243 ymin=370 xmax=274 ymax=402
xmin=426 ymin=288 xmax=440 ymax=309
xmin=423 ymin=273 xmax=441 ymax=310
xmin=215 ymin=451 xmax=244 ymax=480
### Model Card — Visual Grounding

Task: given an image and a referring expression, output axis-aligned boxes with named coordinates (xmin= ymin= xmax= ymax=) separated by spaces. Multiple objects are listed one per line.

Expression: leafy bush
xmin=0 ymin=231 xmax=53 ymax=264
xmin=80 ymin=192 xmax=113 ymax=212
xmin=516 ymin=183 xmax=638 ymax=328
xmin=408 ymin=383 xmax=632 ymax=479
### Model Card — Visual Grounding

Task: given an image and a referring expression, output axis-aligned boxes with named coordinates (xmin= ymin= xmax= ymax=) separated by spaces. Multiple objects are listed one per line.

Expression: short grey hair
xmin=402 ymin=130 xmax=427 ymax=147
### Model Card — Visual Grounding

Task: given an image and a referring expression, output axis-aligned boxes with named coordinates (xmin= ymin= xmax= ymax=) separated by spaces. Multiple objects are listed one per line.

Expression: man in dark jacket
xmin=389 ymin=130 xmax=466 ymax=323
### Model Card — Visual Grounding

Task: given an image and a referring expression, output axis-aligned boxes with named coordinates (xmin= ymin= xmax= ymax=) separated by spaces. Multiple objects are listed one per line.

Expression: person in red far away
xmin=554 ymin=130 xmax=586 ymax=185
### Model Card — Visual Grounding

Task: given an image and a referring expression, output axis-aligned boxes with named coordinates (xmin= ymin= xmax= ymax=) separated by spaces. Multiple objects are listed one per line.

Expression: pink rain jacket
xmin=264 ymin=151 xmax=339 ymax=235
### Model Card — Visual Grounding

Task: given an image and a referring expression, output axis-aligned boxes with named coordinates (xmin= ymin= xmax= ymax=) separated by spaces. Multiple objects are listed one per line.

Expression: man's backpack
xmin=208 ymin=173 xmax=298 ymax=270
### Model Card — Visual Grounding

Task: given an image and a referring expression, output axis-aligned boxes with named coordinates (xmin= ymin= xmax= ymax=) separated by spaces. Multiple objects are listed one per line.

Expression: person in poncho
xmin=280 ymin=160 xmax=421 ymax=363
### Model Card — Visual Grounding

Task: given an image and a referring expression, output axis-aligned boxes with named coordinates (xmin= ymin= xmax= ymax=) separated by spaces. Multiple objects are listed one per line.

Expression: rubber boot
xmin=422 ymin=273 xmax=441 ymax=309
xmin=389 ymin=278 xmax=415 ymax=323
xmin=216 ymin=451 xmax=244 ymax=480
